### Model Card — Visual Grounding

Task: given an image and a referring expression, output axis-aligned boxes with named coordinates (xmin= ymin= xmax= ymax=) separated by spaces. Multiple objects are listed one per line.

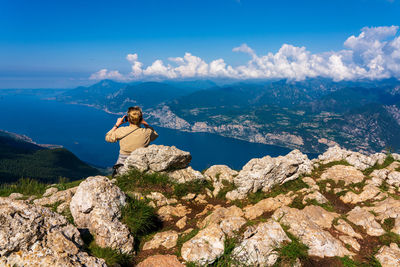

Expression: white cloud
xmin=89 ymin=69 xmax=124 ymax=80
xmin=90 ymin=26 xmax=400 ymax=81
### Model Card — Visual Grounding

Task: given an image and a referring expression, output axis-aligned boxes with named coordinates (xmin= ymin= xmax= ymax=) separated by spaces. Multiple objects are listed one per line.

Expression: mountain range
xmin=54 ymin=78 xmax=400 ymax=154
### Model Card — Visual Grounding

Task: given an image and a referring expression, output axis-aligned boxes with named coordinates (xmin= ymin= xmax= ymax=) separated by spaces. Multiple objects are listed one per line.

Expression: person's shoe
xmin=112 ymin=164 xmax=124 ymax=178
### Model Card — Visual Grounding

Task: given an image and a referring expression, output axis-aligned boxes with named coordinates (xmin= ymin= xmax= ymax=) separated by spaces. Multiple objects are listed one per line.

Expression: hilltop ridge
xmin=2 ymin=144 xmax=400 ymax=266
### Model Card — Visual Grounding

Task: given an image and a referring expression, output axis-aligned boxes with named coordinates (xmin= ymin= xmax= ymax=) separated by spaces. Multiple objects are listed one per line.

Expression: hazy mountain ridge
xmin=55 ymin=78 xmax=400 ymax=153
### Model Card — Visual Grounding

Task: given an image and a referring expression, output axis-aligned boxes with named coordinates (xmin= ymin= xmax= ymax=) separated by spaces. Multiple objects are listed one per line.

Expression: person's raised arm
xmin=105 ymin=116 xmax=126 ymax=142
xmin=142 ymin=119 xmax=159 ymax=141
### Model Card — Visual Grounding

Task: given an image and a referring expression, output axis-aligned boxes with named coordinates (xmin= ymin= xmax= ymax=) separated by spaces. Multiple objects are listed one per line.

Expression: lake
xmin=0 ymin=92 xmax=316 ymax=170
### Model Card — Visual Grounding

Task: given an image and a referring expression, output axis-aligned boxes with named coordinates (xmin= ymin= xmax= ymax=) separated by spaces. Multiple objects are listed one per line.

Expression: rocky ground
xmin=2 ymin=145 xmax=400 ymax=266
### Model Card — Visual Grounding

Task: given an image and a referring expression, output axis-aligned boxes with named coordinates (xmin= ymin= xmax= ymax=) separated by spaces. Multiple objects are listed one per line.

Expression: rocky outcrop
xmin=272 ymin=206 xmax=352 ymax=257
xmin=319 ymin=165 xmax=364 ymax=185
xmin=34 ymin=186 xmax=77 ymax=213
xmin=347 ymin=206 xmax=385 ymax=236
xmin=232 ymin=219 xmax=291 ymax=266
xmin=181 ymin=224 xmax=226 ymax=265
xmin=244 ymin=194 xmax=293 ymax=220
xmin=70 ymin=175 xmax=134 ymax=253
xmin=317 ymin=145 xmax=386 ymax=170
xmin=204 ymin=165 xmax=238 ymax=197
xmin=226 ymin=150 xmax=313 ymax=200
xmin=119 ymin=145 xmax=192 ymax=174
xmin=142 ymin=230 xmax=178 ymax=250
xmin=376 ymin=243 xmax=400 ymax=267
xmin=167 ymin=166 xmax=205 ymax=183
xmin=0 ymin=197 xmax=106 ymax=267
xmin=137 ymin=254 xmax=184 ymax=267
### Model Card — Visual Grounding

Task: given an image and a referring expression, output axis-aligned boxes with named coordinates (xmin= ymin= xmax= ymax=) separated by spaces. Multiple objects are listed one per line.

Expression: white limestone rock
xmin=227 ymin=150 xmax=312 ymax=200
xmin=119 ymin=145 xmax=192 ymax=174
xmin=272 ymin=206 xmax=352 ymax=258
xmin=318 ymin=145 xmax=386 ymax=170
xmin=181 ymin=224 xmax=225 ymax=265
xmin=167 ymin=166 xmax=205 ymax=183
xmin=70 ymin=175 xmax=134 ymax=253
xmin=232 ymin=220 xmax=291 ymax=266
xmin=0 ymin=197 xmax=106 ymax=267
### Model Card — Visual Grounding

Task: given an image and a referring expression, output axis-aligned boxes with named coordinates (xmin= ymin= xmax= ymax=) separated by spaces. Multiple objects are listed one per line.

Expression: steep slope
xmin=0 ymin=131 xmax=101 ymax=183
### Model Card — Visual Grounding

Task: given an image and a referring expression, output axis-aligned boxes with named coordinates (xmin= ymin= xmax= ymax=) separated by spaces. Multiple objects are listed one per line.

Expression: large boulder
xmin=0 ymin=197 xmax=106 ymax=267
xmin=226 ymin=150 xmax=312 ymax=200
xmin=232 ymin=219 xmax=291 ymax=266
xmin=318 ymin=145 xmax=386 ymax=170
xmin=70 ymin=175 xmax=134 ymax=253
xmin=119 ymin=145 xmax=192 ymax=174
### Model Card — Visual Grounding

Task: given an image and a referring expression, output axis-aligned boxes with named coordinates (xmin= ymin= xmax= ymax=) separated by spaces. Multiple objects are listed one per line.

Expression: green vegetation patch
xmin=248 ymin=178 xmax=309 ymax=205
xmin=173 ymin=179 xmax=214 ymax=198
xmin=81 ymin=230 xmax=132 ymax=267
xmin=55 ymin=177 xmax=83 ymax=191
xmin=382 ymin=218 xmax=395 ymax=232
xmin=274 ymin=224 xmax=309 ymax=266
xmin=310 ymin=160 xmax=351 ymax=179
xmin=0 ymin=178 xmax=47 ymax=197
xmin=210 ymin=237 xmax=240 ymax=267
xmin=116 ymin=169 xmax=171 ymax=194
xmin=379 ymin=232 xmax=400 ymax=246
xmin=121 ymin=197 xmax=162 ymax=241
xmin=363 ymin=153 xmax=395 ymax=176
xmin=304 ymin=199 xmax=335 ymax=212
xmin=176 ymin=228 xmax=200 ymax=257
xmin=338 ymin=255 xmax=382 ymax=267
xmin=216 ymin=180 xmax=237 ymax=199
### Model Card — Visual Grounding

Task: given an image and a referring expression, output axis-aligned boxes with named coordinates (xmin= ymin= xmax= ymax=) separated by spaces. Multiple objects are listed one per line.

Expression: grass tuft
xmin=382 ymin=218 xmax=395 ymax=232
xmin=274 ymin=224 xmax=309 ymax=266
xmin=210 ymin=237 xmax=239 ymax=267
xmin=80 ymin=230 xmax=132 ymax=266
xmin=121 ymin=197 xmax=162 ymax=240
xmin=379 ymin=232 xmax=400 ymax=246
xmin=176 ymin=228 xmax=200 ymax=257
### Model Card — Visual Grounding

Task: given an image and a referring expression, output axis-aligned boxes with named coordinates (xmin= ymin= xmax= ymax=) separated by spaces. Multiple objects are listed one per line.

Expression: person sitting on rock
xmin=106 ymin=106 xmax=158 ymax=176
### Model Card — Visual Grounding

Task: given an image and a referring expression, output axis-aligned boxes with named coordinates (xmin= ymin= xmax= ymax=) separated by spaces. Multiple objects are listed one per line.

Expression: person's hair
xmin=127 ymin=106 xmax=143 ymax=126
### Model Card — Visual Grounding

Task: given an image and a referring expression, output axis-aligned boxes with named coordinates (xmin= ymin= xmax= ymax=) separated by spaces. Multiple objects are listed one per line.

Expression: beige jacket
xmin=105 ymin=125 xmax=159 ymax=155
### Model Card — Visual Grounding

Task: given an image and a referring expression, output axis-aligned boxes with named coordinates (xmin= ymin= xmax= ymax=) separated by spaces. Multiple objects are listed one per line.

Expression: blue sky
xmin=1 ymin=0 xmax=400 ymax=88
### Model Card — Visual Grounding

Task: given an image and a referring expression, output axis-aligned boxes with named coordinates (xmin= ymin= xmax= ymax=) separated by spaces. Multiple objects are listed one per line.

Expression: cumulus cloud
xmin=89 ymin=69 xmax=124 ymax=80
xmin=90 ymin=26 xmax=400 ymax=81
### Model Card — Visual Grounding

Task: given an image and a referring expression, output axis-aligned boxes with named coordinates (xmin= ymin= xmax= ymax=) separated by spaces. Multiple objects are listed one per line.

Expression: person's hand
xmin=115 ymin=116 xmax=126 ymax=127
